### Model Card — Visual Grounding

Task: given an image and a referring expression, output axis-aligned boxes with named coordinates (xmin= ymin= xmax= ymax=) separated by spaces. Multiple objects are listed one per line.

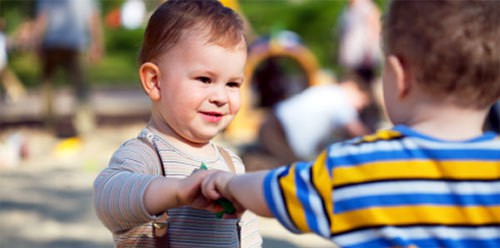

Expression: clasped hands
xmin=176 ymin=169 xmax=241 ymax=218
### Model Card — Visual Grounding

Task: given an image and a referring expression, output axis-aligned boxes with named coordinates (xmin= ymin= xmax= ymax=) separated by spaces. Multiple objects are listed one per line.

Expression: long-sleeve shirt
xmin=94 ymin=127 xmax=262 ymax=247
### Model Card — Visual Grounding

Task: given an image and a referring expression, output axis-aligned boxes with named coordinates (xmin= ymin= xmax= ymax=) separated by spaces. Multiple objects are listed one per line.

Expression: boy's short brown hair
xmin=383 ymin=0 xmax=500 ymax=109
xmin=138 ymin=0 xmax=245 ymax=64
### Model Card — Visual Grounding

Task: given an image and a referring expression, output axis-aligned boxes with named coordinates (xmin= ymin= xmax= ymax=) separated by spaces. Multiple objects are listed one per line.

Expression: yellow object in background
xmin=53 ymin=137 xmax=82 ymax=158
xmin=219 ymin=0 xmax=241 ymax=11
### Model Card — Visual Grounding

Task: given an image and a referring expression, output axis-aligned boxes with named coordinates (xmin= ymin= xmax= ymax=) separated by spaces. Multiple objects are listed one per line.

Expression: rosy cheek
xmin=228 ymin=92 xmax=241 ymax=114
xmin=231 ymin=102 xmax=241 ymax=115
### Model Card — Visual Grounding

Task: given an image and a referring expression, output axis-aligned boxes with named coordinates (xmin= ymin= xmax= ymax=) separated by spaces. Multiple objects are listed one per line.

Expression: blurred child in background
xmin=253 ymin=74 xmax=371 ymax=168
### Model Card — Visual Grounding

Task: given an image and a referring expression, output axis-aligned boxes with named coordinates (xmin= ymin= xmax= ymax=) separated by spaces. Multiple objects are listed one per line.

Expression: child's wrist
xmin=223 ymin=174 xmax=236 ymax=201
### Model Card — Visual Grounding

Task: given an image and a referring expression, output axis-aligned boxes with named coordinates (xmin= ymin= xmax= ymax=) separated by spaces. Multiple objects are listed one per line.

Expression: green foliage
xmin=88 ymin=51 xmax=140 ymax=86
xmin=105 ymin=27 xmax=144 ymax=54
xmin=7 ymin=51 xmax=39 ymax=87
xmin=0 ymin=0 xmax=36 ymax=34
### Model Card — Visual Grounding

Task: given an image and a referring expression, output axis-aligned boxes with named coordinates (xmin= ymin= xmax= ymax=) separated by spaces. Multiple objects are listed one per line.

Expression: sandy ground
xmin=0 ymin=122 xmax=336 ymax=248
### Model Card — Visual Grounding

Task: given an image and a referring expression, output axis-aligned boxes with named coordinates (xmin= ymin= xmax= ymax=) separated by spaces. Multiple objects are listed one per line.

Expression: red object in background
xmin=105 ymin=8 xmax=121 ymax=29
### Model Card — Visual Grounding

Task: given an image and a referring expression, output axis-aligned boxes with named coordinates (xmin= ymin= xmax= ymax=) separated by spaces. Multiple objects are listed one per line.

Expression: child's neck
xmin=147 ymin=118 xmax=216 ymax=158
xmin=404 ymin=103 xmax=488 ymax=141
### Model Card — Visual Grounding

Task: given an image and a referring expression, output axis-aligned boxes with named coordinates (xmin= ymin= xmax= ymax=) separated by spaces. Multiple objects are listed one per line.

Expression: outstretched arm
xmin=202 ymin=170 xmax=273 ymax=217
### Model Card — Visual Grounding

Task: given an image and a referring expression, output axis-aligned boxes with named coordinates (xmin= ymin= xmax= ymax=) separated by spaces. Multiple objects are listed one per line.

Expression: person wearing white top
xmin=257 ymin=76 xmax=372 ymax=164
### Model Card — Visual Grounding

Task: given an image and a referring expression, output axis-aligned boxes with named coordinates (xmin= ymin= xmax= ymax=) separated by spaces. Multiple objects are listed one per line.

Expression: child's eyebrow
xmin=229 ymin=75 xmax=245 ymax=83
xmin=190 ymin=69 xmax=216 ymax=78
xmin=192 ymin=69 xmax=244 ymax=82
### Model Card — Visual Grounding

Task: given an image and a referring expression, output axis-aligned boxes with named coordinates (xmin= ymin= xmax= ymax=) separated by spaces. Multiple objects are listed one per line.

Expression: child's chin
xmin=193 ymin=132 xmax=220 ymax=143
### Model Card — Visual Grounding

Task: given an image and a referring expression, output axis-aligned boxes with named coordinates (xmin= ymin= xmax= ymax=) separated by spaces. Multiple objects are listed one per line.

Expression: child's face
xmin=154 ymin=30 xmax=247 ymax=143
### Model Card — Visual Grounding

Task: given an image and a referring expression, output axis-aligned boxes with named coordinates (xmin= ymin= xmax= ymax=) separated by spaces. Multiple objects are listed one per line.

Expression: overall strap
xmin=218 ymin=146 xmax=236 ymax=173
xmin=138 ymin=136 xmax=165 ymax=176
xmin=137 ymin=136 xmax=169 ymax=241
xmin=217 ymin=146 xmax=242 ymax=247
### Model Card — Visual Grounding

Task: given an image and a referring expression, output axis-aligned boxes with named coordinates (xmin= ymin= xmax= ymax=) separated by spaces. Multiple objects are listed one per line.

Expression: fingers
xmin=200 ymin=171 xmax=246 ymax=219
xmin=177 ymin=170 xmax=212 ymax=206
xmin=200 ymin=172 xmax=219 ymax=200
xmin=201 ymin=170 xmax=235 ymax=201
xmin=179 ymin=169 xmax=241 ymax=218
xmin=190 ymin=169 xmax=222 ymax=200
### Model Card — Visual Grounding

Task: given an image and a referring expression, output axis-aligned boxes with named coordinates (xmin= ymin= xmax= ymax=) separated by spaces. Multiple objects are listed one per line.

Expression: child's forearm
xmin=227 ymin=171 xmax=273 ymax=217
xmin=144 ymin=177 xmax=181 ymax=215
xmin=145 ymin=170 xmax=217 ymax=215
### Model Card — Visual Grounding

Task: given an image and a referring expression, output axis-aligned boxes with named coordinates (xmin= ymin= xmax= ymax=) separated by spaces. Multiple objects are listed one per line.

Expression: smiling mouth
xmin=200 ymin=111 xmax=224 ymax=123
xmin=201 ymin=111 xmax=223 ymax=117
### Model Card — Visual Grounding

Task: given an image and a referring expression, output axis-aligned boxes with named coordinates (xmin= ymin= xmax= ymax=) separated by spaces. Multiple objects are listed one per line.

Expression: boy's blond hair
xmin=383 ymin=0 xmax=500 ymax=109
xmin=138 ymin=0 xmax=245 ymax=64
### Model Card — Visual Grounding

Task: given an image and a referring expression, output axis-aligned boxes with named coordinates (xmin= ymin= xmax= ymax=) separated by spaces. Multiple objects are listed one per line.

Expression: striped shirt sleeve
xmin=93 ymin=139 xmax=163 ymax=233
xmin=263 ymin=150 xmax=333 ymax=238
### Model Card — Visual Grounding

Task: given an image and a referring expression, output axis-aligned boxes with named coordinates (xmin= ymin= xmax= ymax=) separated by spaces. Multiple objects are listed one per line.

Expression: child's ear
xmin=139 ymin=62 xmax=161 ymax=100
xmin=387 ymin=55 xmax=411 ymax=100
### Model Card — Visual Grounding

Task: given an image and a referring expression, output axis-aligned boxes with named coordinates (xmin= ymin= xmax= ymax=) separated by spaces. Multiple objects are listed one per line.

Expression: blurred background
xmin=1 ymin=0 xmax=387 ymax=88
xmin=0 ymin=0 xmax=390 ymax=247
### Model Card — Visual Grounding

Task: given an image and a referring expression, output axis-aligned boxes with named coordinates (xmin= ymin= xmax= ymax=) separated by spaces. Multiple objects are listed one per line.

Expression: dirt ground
xmin=0 ymin=122 xmax=336 ymax=248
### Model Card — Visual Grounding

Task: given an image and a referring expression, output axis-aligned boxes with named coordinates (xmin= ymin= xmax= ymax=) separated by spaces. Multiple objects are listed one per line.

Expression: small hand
xmin=201 ymin=170 xmax=245 ymax=218
xmin=177 ymin=170 xmax=222 ymax=213
xmin=199 ymin=163 xmax=239 ymax=218
xmin=201 ymin=170 xmax=232 ymax=201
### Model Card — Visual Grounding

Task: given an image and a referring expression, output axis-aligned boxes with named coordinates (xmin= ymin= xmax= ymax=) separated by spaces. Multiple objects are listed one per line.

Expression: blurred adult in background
xmin=34 ymin=0 xmax=104 ymax=137
xmin=337 ymin=0 xmax=382 ymax=85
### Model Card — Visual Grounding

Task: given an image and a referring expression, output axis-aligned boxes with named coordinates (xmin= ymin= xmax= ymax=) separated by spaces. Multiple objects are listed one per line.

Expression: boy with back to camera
xmin=202 ymin=1 xmax=500 ymax=247
xmin=93 ymin=0 xmax=262 ymax=247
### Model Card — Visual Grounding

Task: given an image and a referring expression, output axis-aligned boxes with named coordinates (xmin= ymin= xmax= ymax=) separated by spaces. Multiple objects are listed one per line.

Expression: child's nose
xmin=208 ymin=85 xmax=228 ymax=105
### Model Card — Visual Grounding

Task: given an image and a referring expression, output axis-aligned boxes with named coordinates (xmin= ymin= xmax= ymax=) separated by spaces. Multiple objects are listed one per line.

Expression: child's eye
xmin=196 ymin=77 xmax=211 ymax=84
xmin=227 ymin=82 xmax=241 ymax=88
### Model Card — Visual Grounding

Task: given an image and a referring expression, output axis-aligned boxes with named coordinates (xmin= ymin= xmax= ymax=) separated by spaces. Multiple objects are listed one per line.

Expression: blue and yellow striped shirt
xmin=263 ymin=125 xmax=500 ymax=248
